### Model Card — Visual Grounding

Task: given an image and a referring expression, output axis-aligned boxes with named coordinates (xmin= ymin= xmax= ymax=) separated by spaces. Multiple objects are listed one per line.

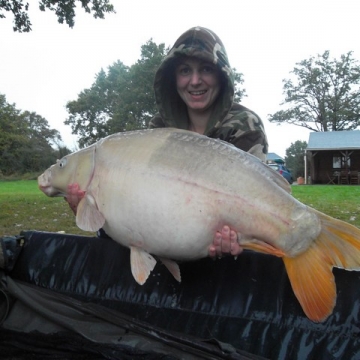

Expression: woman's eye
xmin=178 ymin=67 xmax=190 ymax=75
xmin=202 ymin=65 xmax=215 ymax=73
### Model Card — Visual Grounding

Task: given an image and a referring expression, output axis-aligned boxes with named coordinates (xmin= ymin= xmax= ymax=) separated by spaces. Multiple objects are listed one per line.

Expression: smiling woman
xmin=148 ymin=26 xmax=269 ymax=258
xmin=175 ymin=57 xmax=221 ymax=133
xmin=149 ymin=26 xmax=268 ymax=162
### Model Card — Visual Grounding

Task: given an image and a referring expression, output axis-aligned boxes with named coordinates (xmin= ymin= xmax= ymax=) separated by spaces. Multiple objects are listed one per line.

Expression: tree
xmin=0 ymin=0 xmax=115 ymax=32
xmin=65 ymin=40 xmax=167 ymax=148
xmin=0 ymin=94 xmax=26 ymax=174
xmin=0 ymin=94 xmax=66 ymax=175
xmin=19 ymin=111 xmax=64 ymax=172
xmin=233 ymin=69 xmax=246 ymax=103
xmin=269 ymin=51 xmax=360 ymax=132
xmin=65 ymin=40 xmax=247 ymax=148
xmin=284 ymin=140 xmax=307 ymax=178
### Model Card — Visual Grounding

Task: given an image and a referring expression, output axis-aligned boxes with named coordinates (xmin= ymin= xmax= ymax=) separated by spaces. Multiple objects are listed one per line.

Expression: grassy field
xmin=292 ymin=185 xmax=360 ymax=227
xmin=0 ymin=180 xmax=94 ymax=237
xmin=1 ymin=180 xmax=360 ymax=237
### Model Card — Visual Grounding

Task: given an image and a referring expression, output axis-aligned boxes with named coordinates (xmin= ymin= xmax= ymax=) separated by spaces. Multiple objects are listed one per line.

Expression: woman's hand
xmin=208 ymin=225 xmax=243 ymax=258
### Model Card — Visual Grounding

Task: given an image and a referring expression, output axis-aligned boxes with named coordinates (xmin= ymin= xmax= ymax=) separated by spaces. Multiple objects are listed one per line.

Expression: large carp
xmin=38 ymin=128 xmax=360 ymax=322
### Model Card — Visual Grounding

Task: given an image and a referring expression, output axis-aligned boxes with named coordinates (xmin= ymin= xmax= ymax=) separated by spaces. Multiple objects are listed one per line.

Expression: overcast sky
xmin=1 ymin=0 xmax=360 ymax=157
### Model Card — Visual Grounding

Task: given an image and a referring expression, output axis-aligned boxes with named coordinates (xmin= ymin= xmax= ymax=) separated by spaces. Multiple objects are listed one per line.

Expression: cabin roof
xmin=306 ymin=130 xmax=360 ymax=151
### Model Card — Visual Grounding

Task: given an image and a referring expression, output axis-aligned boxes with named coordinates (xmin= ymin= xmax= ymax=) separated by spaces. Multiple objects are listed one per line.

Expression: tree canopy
xmin=65 ymin=40 xmax=167 ymax=148
xmin=65 ymin=40 xmax=247 ymax=148
xmin=0 ymin=0 xmax=115 ymax=32
xmin=0 ymin=94 xmax=69 ymax=176
xmin=284 ymin=140 xmax=307 ymax=178
xmin=269 ymin=51 xmax=360 ymax=132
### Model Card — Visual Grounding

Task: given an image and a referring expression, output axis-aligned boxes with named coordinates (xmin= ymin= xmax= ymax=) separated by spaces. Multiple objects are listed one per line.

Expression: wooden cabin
xmin=306 ymin=131 xmax=360 ymax=184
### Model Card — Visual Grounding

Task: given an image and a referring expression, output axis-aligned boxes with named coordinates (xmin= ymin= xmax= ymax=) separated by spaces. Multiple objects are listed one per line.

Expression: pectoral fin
xmin=130 ymin=246 xmax=157 ymax=285
xmin=159 ymin=257 xmax=181 ymax=282
xmin=76 ymin=194 xmax=105 ymax=232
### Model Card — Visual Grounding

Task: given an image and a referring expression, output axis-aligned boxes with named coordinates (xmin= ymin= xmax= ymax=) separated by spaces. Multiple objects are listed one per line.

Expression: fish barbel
xmin=38 ymin=128 xmax=360 ymax=322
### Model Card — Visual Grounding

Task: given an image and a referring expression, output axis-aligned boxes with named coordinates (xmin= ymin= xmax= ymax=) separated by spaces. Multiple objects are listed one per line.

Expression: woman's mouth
xmin=189 ymin=90 xmax=207 ymax=96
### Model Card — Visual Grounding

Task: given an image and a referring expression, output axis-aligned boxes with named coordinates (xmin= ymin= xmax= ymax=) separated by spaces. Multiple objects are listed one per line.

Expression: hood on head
xmin=154 ymin=26 xmax=235 ymax=134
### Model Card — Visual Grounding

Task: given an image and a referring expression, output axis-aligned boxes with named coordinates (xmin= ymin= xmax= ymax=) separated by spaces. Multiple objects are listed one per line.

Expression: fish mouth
xmin=38 ymin=183 xmax=60 ymax=197
xmin=38 ymin=172 xmax=60 ymax=197
xmin=38 ymin=173 xmax=49 ymax=188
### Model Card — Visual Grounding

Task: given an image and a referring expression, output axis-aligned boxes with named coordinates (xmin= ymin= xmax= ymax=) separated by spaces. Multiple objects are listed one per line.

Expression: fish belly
xmin=100 ymin=172 xmax=235 ymax=260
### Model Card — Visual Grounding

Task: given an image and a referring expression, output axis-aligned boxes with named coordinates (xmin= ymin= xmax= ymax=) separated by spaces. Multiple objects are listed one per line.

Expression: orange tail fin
xmin=283 ymin=209 xmax=360 ymax=322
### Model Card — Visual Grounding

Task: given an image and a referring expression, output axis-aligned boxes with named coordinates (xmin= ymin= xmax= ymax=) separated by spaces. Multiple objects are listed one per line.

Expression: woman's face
xmin=175 ymin=57 xmax=220 ymax=113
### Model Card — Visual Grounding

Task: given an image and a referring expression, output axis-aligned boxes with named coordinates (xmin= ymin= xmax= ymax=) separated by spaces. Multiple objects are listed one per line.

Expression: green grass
xmin=292 ymin=185 xmax=360 ymax=227
xmin=0 ymin=180 xmax=94 ymax=237
xmin=1 ymin=181 xmax=360 ymax=237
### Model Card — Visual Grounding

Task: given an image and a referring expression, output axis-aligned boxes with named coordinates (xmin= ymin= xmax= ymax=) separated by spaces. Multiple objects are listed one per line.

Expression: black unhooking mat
xmin=1 ymin=231 xmax=360 ymax=359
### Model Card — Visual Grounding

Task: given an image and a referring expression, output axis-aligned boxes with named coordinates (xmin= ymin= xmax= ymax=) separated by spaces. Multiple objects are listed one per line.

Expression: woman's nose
xmin=190 ymin=71 xmax=201 ymax=85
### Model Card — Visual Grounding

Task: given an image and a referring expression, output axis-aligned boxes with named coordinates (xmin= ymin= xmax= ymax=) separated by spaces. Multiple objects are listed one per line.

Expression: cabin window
xmin=333 ymin=155 xmax=351 ymax=169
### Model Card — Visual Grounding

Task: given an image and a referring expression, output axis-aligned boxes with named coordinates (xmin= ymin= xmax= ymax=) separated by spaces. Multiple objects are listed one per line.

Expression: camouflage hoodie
xmin=149 ymin=26 xmax=268 ymax=161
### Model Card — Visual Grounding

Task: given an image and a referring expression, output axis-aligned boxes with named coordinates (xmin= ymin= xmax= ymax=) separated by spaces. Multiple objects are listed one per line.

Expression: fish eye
xmin=58 ymin=158 xmax=67 ymax=168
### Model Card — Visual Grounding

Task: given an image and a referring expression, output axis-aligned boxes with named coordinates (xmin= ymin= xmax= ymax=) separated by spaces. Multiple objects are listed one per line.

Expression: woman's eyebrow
xmin=199 ymin=61 xmax=216 ymax=67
